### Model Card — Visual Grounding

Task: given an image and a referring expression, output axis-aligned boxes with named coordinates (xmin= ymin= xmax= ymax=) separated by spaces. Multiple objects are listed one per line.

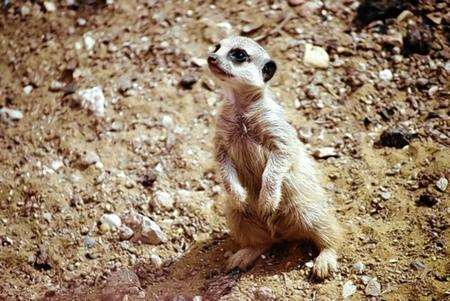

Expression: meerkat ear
xmin=262 ymin=60 xmax=277 ymax=82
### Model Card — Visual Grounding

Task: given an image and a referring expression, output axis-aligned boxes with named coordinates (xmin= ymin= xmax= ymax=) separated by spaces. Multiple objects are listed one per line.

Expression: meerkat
xmin=207 ymin=36 xmax=342 ymax=279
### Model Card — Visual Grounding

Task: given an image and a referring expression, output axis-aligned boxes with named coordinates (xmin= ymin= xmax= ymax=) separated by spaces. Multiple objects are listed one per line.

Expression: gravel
xmin=364 ymin=278 xmax=381 ymax=297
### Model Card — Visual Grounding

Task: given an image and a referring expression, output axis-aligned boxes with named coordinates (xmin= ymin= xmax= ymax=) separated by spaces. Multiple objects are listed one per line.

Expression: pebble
xmin=305 ymin=261 xmax=314 ymax=268
xmin=254 ymin=286 xmax=276 ymax=300
xmin=161 ymin=115 xmax=173 ymax=129
xmin=153 ymin=190 xmax=174 ymax=211
xmin=179 ymin=74 xmax=198 ymax=90
xmin=313 ymin=147 xmax=339 ymax=159
xmin=20 ymin=6 xmax=31 ymax=16
xmin=342 ymin=280 xmax=357 ymax=299
xmin=122 ymin=211 xmax=167 ymax=245
xmin=364 ymin=278 xmax=381 ymax=296
xmin=376 ymin=129 xmax=413 ymax=149
xmin=50 ymin=80 xmax=64 ymax=92
xmin=379 ymin=191 xmax=391 ymax=200
xmin=44 ymin=1 xmax=56 ymax=12
xmin=83 ymin=34 xmax=95 ymax=50
xmin=118 ymin=76 xmax=132 ymax=93
xmin=77 ymin=86 xmax=106 ymax=117
xmin=416 ymin=194 xmax=438 ymax=207
xmin=410 ymin=260 xmax=425 ymax=270
xmin=0 ymin=108 xmax=23 ymax=123
xmin=84 ymin=236 xmax=95 ymax=248
xmin=149 ymin=253 xmax=163 ymax=268
xmin=436 ymin=177 xmax=448 ymax=192
xmin=118 ymin=225 xmax=134 ymax=240
xmin=288 ymin=0 xmax=305 ymax=6
xmin=298 ymin=0 xmax=323 ymax=17
xmin=303 ymin=43 xmax=329 ymax=69
xmin=100 ymin=213 xmax=122 ymax=230
xmin=352 ymin=262 xmax=365 ymax=274
xmin=191 ymin=57 xmax=207 ymax=67
xmin=80 ymin=151 xmax=100 ymax=166
xmin=23 ymin=85 xmax=33 ymax=95
xmin=379 ymin=69 xmax=393 ymax=82
xmin=76 ymin=18 xmax=87 ymax=26
xmin=99 ymin=223 xmax=110 ymax=234
xmin=42 ymin=212 xmax=52 ymax=222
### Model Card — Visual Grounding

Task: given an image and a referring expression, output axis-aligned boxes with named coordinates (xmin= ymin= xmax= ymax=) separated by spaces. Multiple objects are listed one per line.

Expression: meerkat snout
xmin=211 ymin=36 xmax=342 ymax=279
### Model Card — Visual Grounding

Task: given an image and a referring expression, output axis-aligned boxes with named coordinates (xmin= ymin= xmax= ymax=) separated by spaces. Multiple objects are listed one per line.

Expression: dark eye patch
xmin=213 ymin=44 xmax=221 ymax=53
xmin=228 ymin=48 xmax=249 ymax=63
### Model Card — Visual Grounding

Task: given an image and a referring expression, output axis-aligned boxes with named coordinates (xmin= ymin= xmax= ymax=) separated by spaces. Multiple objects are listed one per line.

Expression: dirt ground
xmin=0 ymin=0 xmax=449 ymax=300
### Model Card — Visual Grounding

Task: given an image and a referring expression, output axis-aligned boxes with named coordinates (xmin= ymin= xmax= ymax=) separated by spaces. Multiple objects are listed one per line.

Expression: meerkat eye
xmin=228 ymin=48 xmax=249 ymax=63
xmin=213 ymin=44 xmax=221 ymax=53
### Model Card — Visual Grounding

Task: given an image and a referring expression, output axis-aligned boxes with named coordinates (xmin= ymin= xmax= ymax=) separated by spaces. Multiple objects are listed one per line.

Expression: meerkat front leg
xmin=215 ymin=143 xmax=247 ymax=212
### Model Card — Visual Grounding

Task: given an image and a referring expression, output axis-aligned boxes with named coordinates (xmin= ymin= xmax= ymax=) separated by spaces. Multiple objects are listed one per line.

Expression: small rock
xmin=379 ymin=69 xmax=393 ymax=82
xmin=342 ymin=280 xmax=357 ymax=299
xmin=305 ymin=261 xmax=314 ymax=268
xmin=83 ymin=34 xmax=95 ymax=50
xmin=303 ymin=43 xmax=329 ymax=69
xmin=118 ymin=76 xmax=132 ymax=94
xmin=179 ymin=74 xmax=198 ymax=90
xmin=118 ymin=225 xmax=134 ymax=240
xmin=288 ymin=0 xmax=305 ymax=6
xmin=161 ymin=115 xmax=173 ymax=129
xmin=122 ymin=211 xmax=167 ymax=245
xmin=42 ymin=212 xmax=52 ymax=222
xmin=20 ymin=5 xmax=31 ymax=16
xmin=99 ymin=223 xmax=110 ymax=234
xmin=84 ymin=236 xmax=96 ymax=248
xmin=191 ymin=57 xmax=207 ymax=67
xmin=416 ymin=194 xmax=438 ymax=207
xmin=313 ymin=147 xmax=339 ymax=159
xmin=77 ymin=86 xmax=106 ymax=117
xmin=0 ymin=108 xmax=23 ymax=123
xmin=410 ymin=260 xmax=425 ymax=270
xmin=110 ymin=120 xmax=123 ymax=131
xmin=360 ymin=275 xmax=371 ymax=285
xmin=375 ymin=129 xmax=414 ymax=149
xmin=100 ymin=213 xmax=122 ymax=230
xmin=50 ymin=80 xmax=64 ymax=92
xmin=80 ymin=151 xmax=100 ymax=166
xmin=43 ymin=1 xmax=56 ymax=12
xmin=76 ymin=18 xmax=87 ymax=26
xmin=149 ymin=253 xmax=163 ymax=268
xmin=365 ymin=278 xmax=381 ymax=296
xmin=254 ymin=287 xmax=276 ymax=301
xmin=436 ymin=177 xmax=448 ymax=192
xmin=379 ymin=191 xmax=391 ymax=200
xmin=23 ymin=85 xmax=33 ymax=95
xmin=152 ymin=190 xmax=174 ymax=211
xmin=352 ymin=262 xmax=365 ymax=274
xmin=50 ymin=160 xmax=64 ymax=171
xmin=298 ymin=0 xmax=323 ymax=17
xmin=403 ymin=24 xmax=432 ymax=55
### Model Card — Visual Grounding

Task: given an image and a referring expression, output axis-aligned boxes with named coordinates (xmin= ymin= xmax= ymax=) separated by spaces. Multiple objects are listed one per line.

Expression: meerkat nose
xmin=208 ymin=54 xmax=218 ymax=64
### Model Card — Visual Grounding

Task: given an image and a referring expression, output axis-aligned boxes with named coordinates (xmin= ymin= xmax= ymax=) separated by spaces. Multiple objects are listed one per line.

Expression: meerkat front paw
xmin=312 ymin=248 xmax=338 ymax=279
xmin=226 ymin=246 xmax=268 ymax=272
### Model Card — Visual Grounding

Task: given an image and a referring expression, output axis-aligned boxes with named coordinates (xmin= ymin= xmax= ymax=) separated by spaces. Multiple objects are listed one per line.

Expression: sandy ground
xmin=0 ymin=0 xmax=449 ymax=300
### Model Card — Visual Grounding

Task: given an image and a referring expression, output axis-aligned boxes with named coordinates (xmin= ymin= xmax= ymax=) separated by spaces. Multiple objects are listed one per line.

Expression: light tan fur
xmin=208 ymin=37 xmax=342 ymax=279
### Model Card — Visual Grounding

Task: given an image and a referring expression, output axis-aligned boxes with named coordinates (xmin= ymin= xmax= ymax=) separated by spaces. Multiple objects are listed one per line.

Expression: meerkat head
xmin=207 ymin=36 xmax=277 ymax=90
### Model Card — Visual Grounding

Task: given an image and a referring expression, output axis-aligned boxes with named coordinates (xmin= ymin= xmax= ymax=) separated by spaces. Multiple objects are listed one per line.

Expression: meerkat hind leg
xmin=312 ymin=248 xmax=338 ymax=279
xmin=227 ymin=245 xmax=270 ymax=272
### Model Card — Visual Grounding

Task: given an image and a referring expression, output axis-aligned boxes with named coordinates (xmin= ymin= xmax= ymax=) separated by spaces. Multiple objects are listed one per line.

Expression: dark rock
xmin=354 ymin=0 xmax=418 ymax=27
xmin=375 ymin=129 xmax=415 ymax=148
xmin=179 ymin=74 xmax=198 ymax=90
xmin=403 ymin=24 xmax=432 ymax=56
xmin=416 ymin=194 xmax=438 ymax=207
xmin=33 ymin=246 xmax=52 ymax=271
xmin=410 ymin=260 xmax=425 ymax=270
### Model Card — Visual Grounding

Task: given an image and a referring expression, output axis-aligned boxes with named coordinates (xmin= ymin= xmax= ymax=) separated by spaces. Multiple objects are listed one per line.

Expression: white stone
xmin=77 ymin=18 xmax=87 ymax=26
xmin=81 ymin=151 xmax=100 ymax=166
xmin=118 ymin=225 xmax=134 ymax=240
xmin=20 ymin=6 xmax=31 ymax=16
xmin=365 ymin=278 xmax=381 ymax=296
xmin=161 ymin=115 xmax=173 ymax=128
xmin=78 ymin=86 xmax=106 ymax=117
xmin=101 ymin=213 xmax=122 ymax=230
xmin=51 ymin=160 xmax=64 ymax=171
xmin=153 ymin=190 xmax=174 ymax=210
xmin=352 ymin=262 xmax=365 ymax=274
xmin=313 ymin=147 xmax=338 ymax=159
xmin=191 ymin=57 xmax=207 ymax=67
xmin=436 ymin=177 xmax=448 ymax=192
xmin=23 ymin=85 xmax=33 ymax=95
xmin=50 ymin=80 xmax=64 ymax=91
xmin=149 ymin=253 xmax=163 ymax=268
xmin=122 ymin=211 xmax=167 ymax=244
xmin=83 ymin=34 xmax=95 ymax=50
xmin=44 ymin=1 xmax=56 ymax=12
xmin=342 ymin=280 xmax=357 ymax=299
xmin=305 ymin=261 xmax=314 ymax=268
xmin=303 ymin=43 xmax=329 ymax=69
xmin=379 ymin=191 xmax=391 ymax=200
xmin=0 ymin=108 xmax=23 ymax=123
xmin=379 ymin=69 xmax=393 ymax=82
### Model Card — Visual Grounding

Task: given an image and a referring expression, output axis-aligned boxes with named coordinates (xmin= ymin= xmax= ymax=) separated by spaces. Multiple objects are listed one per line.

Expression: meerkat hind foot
xmin=226 ymin=246 xmax=269 ymax=272
xmin=312 ymin=248 xmax=338 ymax=279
